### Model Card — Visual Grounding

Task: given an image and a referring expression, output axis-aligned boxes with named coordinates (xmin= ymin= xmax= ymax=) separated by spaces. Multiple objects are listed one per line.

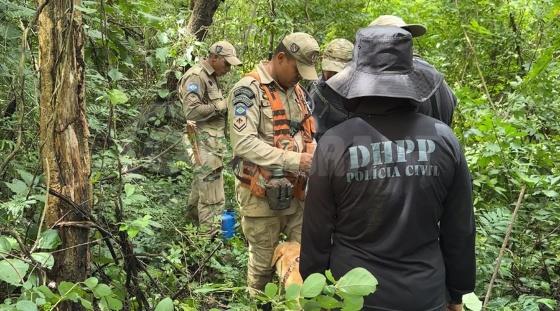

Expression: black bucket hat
xmin=326 ymin=26 xmax=442 ymax=102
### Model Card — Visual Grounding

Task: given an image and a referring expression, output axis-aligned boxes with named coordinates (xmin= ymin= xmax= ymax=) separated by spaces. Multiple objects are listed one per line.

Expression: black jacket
xmin=300 ymin=103 xmax=475 ymax=311
xmin=309 ymin=59 xmax=457 ymax=140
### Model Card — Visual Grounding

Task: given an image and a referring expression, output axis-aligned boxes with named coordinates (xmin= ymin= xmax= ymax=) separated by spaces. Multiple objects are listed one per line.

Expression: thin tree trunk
xmin=38 ymin=0 xmax=91 ymax=308
xmin=186 ymin=0 xmax=221 ymax=41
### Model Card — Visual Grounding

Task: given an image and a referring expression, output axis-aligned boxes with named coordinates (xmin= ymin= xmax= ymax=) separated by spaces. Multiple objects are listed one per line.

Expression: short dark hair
xmin=273 ymin=42 xmax=294 ymax=59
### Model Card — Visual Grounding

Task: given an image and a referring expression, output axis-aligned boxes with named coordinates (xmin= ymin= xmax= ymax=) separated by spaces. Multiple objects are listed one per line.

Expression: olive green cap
xmin=322 ymin=38 xmax=354 ymax=73
xmin=281 ymin=32 xmax=320 ymax=80
xmin=209 ymin=40 xmax=242 ymax=66
xmin=369 ymin=15 xmax=427 ymax=37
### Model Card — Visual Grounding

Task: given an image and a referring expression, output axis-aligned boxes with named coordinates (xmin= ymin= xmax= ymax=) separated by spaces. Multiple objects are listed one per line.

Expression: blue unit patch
xmin=235 ymin=104 xmax=247 ymax=116
xmin=187 ymin=83 xmax=199 ymax=93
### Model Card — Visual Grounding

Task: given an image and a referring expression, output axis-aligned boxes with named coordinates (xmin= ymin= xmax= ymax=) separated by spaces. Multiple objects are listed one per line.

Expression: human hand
xmin=299 ymin=153 xmax=313 ymax=174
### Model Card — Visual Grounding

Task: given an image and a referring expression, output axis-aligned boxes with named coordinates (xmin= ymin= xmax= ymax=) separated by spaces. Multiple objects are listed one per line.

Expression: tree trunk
xmin=37 ymin=0 xmax=91 ymax=306
xmin=187 ymin=0 xmax=221 ymax=41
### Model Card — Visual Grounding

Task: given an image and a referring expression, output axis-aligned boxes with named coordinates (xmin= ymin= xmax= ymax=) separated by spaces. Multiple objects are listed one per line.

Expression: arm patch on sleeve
xmin=187 ymin=83 xmax=199 ymax=94
xmin=233 ymin=94 xmax=253 ymax=108
xmin=233 ymin=86 xmax=255 ymax=100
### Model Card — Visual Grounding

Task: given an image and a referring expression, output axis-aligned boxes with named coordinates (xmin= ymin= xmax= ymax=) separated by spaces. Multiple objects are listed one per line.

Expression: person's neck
xmin=264 ymin=60 xmax=287 ymax=90
xmin=264 ymin=61 xmax=277 ymax=82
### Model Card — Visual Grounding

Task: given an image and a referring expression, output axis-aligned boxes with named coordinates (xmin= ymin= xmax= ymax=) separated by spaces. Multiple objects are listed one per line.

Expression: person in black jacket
xmin=310 ymin=16 xmax=457 ymax=141
xmin=299 ymin=26 xmax=475 ymax=311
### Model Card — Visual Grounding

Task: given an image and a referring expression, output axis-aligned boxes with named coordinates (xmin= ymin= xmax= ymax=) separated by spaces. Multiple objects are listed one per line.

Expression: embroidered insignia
xmin=233 ymin=87 xmax=255 ymax=99
xmin=290 ymin=43 xmax=300 ymax=53
xmin=234 ymin=104 xmax=247 ymax=116
xmin=310 ymin=51 xmax=319 ymax=64
xmin=233 ymin=116 xmax=247 ymax=132
xmin=215 ymin=45 xmax=223 ymax=54
xmin=187 ymin=83 xmax=199 ymax=93
xmin=233 ymin=94 xmax=253 ymax=108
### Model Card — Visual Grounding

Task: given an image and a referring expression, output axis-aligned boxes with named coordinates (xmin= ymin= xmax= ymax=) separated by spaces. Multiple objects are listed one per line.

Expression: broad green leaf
xmin=469 ymin=20 xmax=492 ymax=36
xmin=0 ymin=236 xmax=12 ymax=253
xmin=108 ymin=69 xmax=124 ymax=82
xmin=124 ymin=184 xmax=135 ymax=197
xmin=5 ymin=179 xmax=27 ymax=194
xmin=86 ymin=29 xmax=103 ymax=40
xmin=158 ymin=89 xmax=170 ymax=98
xmin=322 ymin=284 xmax=336 ymax=296
xmin=339 ymin=293 xmax=364 ymax=311
xmin=0 ymin=259 xmax=29 ymax=285
xmin=302 ymin=299 xmax=322 ymax=311
xmin=37 ymin=229 xmax=61 ymax=250
xmin=525 ymin=46 xmax=554 ymax=82
xmin=107 ymin=89 xmax=129 ymax=105
xmin=336 ymin=267 xmax=377 ymax=296
xmin=80 ymin=298 xmax=93 ymax=310
xmin=463 ymin=292 xmax=482 ymax=311
xmin=58 ymin=281 xmax=77 ymax=297
xmin=31 ymin=253 xmax=54 ymax=269
xmin=93 ymin=284 xmax=112 ymax=298
xmin=264 ymin=283 xmax=278 ymax=298
xmin=16 ymin=170 xmax=34 ymax=186
xmin=155 ymin=47 xmax=169 ymax=62
xmin=316 ymin=295 xmax=343 ymax=309
xmin=542 ymin=190 xmax=558 ymax=198
xmin=36 ymin=285 xmax=56 ymax=299
xmin=325 ymin=269 xmax=336 ymax=283
xmin=301 ymin=273 xmax=326 ymax=298
xmin=83 ymin=277 xmax=99 ymax=289
xmin=285 ymin=283 xmax=301 ymax=301
xmin=15 ymin=300 xmax=37 ymax=311
xmin=105 ymin=296 xmax=123 ymax=310
xmin=154 ymin=297 xmax=174 ymax=311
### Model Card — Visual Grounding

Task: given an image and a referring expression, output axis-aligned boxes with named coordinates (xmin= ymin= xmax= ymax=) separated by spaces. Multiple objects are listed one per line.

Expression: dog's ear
xmin=271 ymin=244 xmax=285 ymax=268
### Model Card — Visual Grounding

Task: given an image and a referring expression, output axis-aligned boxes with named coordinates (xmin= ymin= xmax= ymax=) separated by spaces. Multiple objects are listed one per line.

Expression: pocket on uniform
xmin=260 ymin=105 xmax=274 ymax=141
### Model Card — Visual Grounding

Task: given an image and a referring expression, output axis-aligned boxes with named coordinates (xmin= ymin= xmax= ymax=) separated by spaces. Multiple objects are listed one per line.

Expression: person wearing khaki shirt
xmin=228 ymin=32 xmax=320 ymax=294
xmin=177 ymin=41 xmax=241 ymax=235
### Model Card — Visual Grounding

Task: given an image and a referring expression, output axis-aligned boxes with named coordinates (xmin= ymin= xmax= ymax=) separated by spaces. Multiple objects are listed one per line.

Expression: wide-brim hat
xmin=327 ymin=26 xmax=442 ymax=102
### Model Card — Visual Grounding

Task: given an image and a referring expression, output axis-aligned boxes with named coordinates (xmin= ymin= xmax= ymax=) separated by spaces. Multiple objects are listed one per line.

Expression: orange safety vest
xmin=234 ymin=71 xmax=316 ymax=201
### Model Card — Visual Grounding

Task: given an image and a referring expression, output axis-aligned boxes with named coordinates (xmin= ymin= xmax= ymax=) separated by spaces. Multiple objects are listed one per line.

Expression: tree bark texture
xmin=187 ymin=0 xmax=221 ymax=41
xmin=37 ymin=0 xmax=91 ymax=296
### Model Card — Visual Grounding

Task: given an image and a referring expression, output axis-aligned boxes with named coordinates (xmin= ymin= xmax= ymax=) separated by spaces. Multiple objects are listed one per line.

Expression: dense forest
xmin=0 ymin=0 xmax=559 ymax=310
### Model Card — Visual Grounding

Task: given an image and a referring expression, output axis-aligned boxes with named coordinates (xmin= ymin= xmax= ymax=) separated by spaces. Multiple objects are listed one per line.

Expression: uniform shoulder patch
xmin=187 ymin=82 xmax=199 ymax=93
xmin=233 ymin=86 xmax=255 ymax=99
xmin=234 ymin=103 xmax=248 ymax=116
xmin=233 ymin=94 xmax=253 ymax=108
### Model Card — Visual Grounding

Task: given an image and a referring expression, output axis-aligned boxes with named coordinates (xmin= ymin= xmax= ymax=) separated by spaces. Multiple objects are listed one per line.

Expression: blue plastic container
xmin=221 ymin=209 xmax=236 ymax=240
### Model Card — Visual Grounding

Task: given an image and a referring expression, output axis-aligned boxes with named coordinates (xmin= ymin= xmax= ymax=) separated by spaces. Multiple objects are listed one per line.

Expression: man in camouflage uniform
xmin=228 ymin=32 xmax=320 ymax=295
xmin=309 ymin=38 xmax=354 ymax=140
xmin=178 ymin=41 xmax=242 ymax=234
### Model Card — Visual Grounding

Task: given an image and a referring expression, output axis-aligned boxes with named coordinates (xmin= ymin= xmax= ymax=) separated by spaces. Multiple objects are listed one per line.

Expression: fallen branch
xmin=483 ymin=185 xmax=527 ymax=308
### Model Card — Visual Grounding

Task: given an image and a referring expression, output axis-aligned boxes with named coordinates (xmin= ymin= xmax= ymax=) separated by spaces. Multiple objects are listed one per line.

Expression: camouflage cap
xmin=322 ymin=38 xmax=354 ymax=73
xmin=281 ymin=32 xmax=320 ymax=80
xmin=369 ymin=15 xmax=427 ymax=37
xmin=209 ymin=40 xmax=242 ymax=66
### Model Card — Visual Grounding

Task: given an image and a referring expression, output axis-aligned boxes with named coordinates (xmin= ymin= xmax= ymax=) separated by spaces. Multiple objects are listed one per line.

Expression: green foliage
xmin=256 ymin=268 xmax=377 ymax=310
xmin=1 ymin=0 xmax=559 ymax=309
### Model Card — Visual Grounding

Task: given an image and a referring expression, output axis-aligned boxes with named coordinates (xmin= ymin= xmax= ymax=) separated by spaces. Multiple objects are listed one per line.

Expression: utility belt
xmin=232 ymin=158 xmax=307 ymax=209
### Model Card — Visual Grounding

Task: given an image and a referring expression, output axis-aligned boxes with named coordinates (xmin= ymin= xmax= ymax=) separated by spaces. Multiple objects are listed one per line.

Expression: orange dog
xmin=271 ymin=241 xmax=304 ymax=288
